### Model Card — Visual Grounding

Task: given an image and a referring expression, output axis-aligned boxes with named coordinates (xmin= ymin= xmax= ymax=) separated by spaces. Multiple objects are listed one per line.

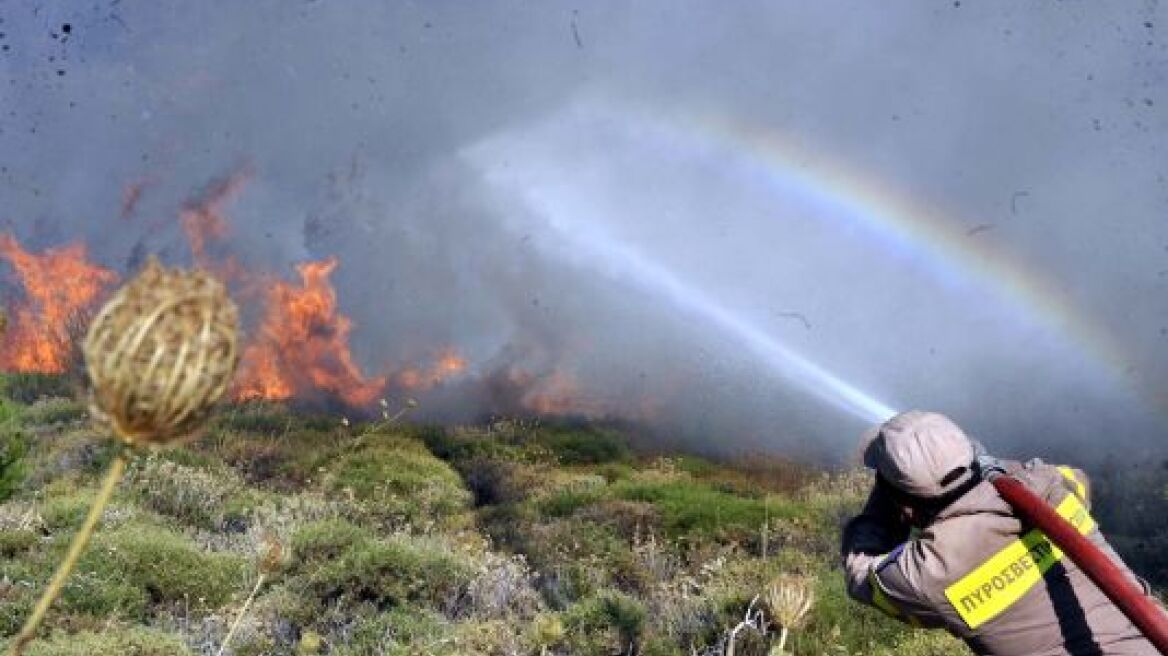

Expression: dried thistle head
xmin=257 ymin=531 xmax=288 ymax=577
xmin=84 ymin=258 xmax=239 ymax=447
xmin=764 ymin=574 xmax=816 ymax=630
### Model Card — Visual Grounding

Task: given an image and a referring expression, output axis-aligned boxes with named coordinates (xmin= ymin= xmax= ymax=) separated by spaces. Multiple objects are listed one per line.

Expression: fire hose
xmin=979 ymin=461 xmax=1168 ymax=654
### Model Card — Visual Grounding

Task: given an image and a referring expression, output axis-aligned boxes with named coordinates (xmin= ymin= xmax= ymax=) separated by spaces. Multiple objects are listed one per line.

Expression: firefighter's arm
xmin=841 ymin=483 xmax=946 ymax=628
xmin=863 ymin=541 xmax=949 ymax=629
xmin=841 ymin=482 xmax=909 ymax=607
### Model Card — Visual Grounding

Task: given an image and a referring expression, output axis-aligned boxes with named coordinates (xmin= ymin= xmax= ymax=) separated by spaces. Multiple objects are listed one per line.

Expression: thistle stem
xmin=8 ymin=448 xmax=131 ymax=655
xmin=216 ymin=573 xmax=266 ymax=656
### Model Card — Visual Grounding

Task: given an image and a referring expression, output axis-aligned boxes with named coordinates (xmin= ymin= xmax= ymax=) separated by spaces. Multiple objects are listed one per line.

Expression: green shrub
xmin=0 ymin=521 xmax=245 ymax=632
xmin=539 ymin=425 xmax=631 ymax=465
xmin=595 ymin=461 xmax=636 ymax=483
xmin=0 ymin=373 xmax=72 ymax=404
xmin=20 ymin=398 xmax=87 ymax=427
xmin=460 ymin=457 xmax=535 ymax=506
xmin=9 ymin=627 xmax=193 ymax=655
xmin=537 ymin=486 xmax=608 ymax=518
xmin=63 ymin=523 xmax=247 ymax=618
xmin=613 ymin=479 xmax=798 ymax=541
xmin=0 ymin=398 xmax=27 ymax=502
xmin=333 ymin=607 xmax=452 ymax=656
xmin=209 ymin=428 xmax=336 ymax=491
xmin=292 ymin=518 xmax=374 ymax=564
xmin=40 ymin=488 xmax=115 ymax=532
xmin=212 ymin=401 xmax=295 ymax=434
xmin=563 ymin=590 xmax=646 ymax=653
xmin=125 ymin=456 xmax=249 ymax=530
xmin=306 ymin=532 xmax=475 ymax=613
xmin=0 ymin=529 xmax=37 ymax=558
xmin=327 ymin=438 xmax=471 ymax=529
xmin=418 ymin=425 xmax=510 ymax=463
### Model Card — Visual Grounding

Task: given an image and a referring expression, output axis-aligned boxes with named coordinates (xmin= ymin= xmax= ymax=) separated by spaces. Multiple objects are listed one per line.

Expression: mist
xmin=0 ymin=1 xmax=1164 ymax=464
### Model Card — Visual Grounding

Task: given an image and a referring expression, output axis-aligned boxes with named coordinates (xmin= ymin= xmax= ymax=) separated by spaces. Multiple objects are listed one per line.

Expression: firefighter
xmin=842 ymin=410 xmax=1161 ymax=655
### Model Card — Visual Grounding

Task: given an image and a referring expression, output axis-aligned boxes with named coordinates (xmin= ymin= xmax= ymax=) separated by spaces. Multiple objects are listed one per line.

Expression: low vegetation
xmin=0 ymin=374 xmax=1159 ymax=655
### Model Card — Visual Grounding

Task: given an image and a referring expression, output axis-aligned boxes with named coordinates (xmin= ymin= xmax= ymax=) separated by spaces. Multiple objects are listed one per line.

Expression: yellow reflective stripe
xmin=869 ymin=556 xmax=922 ymax=627
xmin=1058 ymin=466 xmax=1086 ymax=500
xmin=944 ymin=492 xmax=1095 ymax=629
xmin=870 ymin=573 xmax=902 ymax=617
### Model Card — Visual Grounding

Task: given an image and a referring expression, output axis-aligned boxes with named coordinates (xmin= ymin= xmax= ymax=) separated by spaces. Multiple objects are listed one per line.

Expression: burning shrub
xmin=0 ymin=235 xmax=117 ymax=378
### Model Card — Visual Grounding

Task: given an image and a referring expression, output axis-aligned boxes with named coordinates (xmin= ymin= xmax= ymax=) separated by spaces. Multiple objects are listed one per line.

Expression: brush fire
xmin=0 ymin=179 xmax=595 ymax=418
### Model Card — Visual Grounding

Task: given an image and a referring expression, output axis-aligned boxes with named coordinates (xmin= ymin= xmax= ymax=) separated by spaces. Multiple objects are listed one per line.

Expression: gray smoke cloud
xmin=0 ymin=1 xmax=1164 ymax=463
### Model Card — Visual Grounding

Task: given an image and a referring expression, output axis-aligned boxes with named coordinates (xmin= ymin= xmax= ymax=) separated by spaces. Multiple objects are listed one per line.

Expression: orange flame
xmin=394 ymin=347 xmax=469 ymax=391
xmin=1 ymin=170 xmax=473 ymax=409
xmin=0 ymin=235 xmax=118 ymax=372
xmin=233 ymin=257 xmax=387 ymax=406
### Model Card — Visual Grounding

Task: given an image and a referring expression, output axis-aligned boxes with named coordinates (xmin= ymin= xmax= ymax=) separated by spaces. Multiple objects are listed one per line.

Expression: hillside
xmin=0 ymin=377 xmax=1154 ymax=655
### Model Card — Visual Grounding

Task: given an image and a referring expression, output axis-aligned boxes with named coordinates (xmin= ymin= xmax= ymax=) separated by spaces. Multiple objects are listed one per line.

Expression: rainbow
xmin=594 ymin=100 xmax=1145 ymax=408
xmin=467 ymin=97 xmax=1156 ymax=424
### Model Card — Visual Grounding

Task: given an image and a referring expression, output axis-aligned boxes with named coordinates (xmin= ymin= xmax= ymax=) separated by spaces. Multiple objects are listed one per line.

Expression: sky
xmin=0 ymin=1 xmax=1164 ymax=463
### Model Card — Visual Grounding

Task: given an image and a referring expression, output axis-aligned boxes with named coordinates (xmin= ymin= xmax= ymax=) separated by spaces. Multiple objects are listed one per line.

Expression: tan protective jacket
xmin=842 ymin=459 xmax=1162 ymax=655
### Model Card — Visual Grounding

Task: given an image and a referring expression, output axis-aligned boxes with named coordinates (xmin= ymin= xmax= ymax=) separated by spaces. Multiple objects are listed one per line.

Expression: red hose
xmin=991 ymin=474 xmax=1168 ymax=654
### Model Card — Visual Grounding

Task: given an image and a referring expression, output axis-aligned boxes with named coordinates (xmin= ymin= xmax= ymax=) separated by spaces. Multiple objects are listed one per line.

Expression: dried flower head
xmin=258 ymin=532 xmax=287 ymax=576
xmin=764 ymin=574 xmax=815 ymax=630
xmin=83 ymin=258 xmax=239 ymax=447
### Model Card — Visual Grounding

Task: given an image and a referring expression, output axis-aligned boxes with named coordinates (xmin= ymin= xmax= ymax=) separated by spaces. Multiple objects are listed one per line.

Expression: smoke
xmin=0 ymin=1 xmax=1164 ymax=463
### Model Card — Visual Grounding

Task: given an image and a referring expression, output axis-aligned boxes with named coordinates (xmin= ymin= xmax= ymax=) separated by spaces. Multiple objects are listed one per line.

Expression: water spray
xmin=525 ymin=199 xmax=897 ymax=425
